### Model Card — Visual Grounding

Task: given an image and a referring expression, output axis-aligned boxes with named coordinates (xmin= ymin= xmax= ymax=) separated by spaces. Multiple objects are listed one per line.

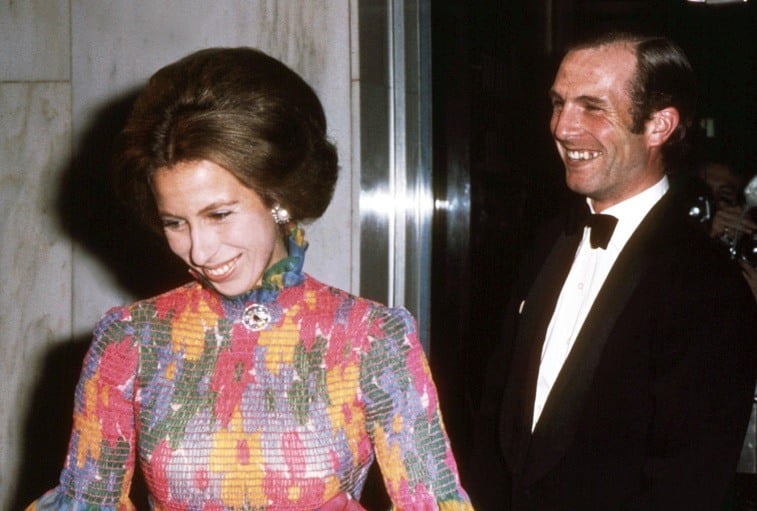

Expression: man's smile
xmin=565 ymin=149 xmax=601 ymax=161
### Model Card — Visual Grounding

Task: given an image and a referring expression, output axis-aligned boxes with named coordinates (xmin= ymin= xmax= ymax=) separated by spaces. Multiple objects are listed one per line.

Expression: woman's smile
xmin=201 ymin=254 xmax=242 ymax=281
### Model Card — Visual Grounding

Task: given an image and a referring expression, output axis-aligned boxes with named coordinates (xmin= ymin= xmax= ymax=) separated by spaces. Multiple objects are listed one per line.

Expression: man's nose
xmin=189 ymin=225 xmax=217 ymax=266
xmin=552 ymin=105 xmax=580 ymax=140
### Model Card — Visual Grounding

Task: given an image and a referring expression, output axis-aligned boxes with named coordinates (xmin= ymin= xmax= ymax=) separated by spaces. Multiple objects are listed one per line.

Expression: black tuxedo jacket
xmin=468 ymin=187 xmax=757 ymax=510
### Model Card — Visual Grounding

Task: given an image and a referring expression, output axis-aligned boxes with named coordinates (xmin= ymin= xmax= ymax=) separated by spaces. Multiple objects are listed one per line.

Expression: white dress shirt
xmin=532 ymin=176 xmax=670 ymax=430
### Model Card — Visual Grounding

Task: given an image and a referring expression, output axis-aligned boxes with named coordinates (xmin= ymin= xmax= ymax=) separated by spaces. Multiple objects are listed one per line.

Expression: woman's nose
xmin=189 ymin=225 xmax=217 ymax=266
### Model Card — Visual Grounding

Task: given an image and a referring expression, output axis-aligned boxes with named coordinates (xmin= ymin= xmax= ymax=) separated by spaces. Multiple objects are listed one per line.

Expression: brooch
xmin=241 ymin=303 xmax=271 ymax=331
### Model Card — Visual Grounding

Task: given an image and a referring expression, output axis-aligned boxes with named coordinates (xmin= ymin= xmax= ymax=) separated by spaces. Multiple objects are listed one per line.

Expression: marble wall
xmin=0 ymin=1 xmax=359 ymax=507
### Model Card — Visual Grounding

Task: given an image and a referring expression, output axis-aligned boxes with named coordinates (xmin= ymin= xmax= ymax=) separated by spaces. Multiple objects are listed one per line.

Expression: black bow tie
xmin=585 ymin=213 xmax=618 ymax=249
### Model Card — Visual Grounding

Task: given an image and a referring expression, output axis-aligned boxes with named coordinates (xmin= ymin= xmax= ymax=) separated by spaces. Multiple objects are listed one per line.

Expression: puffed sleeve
xmin=360 ymin=306 xmax=474 ymax=510
xmin=25 ymin=307 xmax=139 ymax=511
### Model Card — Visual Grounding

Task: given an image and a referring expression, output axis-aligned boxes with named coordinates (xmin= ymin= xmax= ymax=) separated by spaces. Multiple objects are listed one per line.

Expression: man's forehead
xmin=566 ymin=43 xmax=636 ymax=71
xmin=552 ymin=44 xmax=636 ymax=96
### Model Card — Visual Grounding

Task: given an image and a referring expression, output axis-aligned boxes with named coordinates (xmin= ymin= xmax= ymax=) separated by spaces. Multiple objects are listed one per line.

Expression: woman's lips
xmin=201 ymin=255 xmax=241 ymax=282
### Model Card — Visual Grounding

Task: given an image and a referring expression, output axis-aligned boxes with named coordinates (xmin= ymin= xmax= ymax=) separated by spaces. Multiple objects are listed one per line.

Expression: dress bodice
xmin=26 ymin=228 xmax=472 ymax=510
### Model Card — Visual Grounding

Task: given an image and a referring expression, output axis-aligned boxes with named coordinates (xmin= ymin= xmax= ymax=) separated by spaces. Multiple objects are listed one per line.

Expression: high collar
xmin=564 ymin=176 xmax=669 ymax=241
xmin=194 ymin=223 xmax=308 ymax=304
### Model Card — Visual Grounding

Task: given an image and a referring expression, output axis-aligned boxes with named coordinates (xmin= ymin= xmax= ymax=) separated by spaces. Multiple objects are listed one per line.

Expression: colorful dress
xmin=26 ymin=228 xmax=473 ymax=510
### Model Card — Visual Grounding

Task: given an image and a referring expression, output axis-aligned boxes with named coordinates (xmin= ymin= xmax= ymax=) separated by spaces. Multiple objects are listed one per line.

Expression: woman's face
xmin=152 ymin=159 xmax=288 ymax=297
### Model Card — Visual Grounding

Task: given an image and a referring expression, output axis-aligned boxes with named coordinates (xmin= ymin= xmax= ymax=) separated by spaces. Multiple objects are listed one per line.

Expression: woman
xmin=26 ymin=48 xmax=473 ymax=510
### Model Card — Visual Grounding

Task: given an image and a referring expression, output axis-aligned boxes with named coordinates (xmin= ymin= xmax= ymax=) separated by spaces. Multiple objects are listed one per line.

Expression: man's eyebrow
xmin=576 ymin=94 xmax=610 ymax=107
xmin=548 ymin=90 xmax=610 ymax=108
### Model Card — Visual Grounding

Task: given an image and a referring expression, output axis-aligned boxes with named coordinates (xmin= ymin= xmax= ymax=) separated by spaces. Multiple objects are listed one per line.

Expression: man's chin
xmin=564 ymin=177 xmax=594 ymax=197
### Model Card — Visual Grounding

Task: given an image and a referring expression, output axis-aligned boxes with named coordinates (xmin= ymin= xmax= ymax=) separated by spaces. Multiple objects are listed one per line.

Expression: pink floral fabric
xmin=25 ymin=232 xmax=472 ymax=510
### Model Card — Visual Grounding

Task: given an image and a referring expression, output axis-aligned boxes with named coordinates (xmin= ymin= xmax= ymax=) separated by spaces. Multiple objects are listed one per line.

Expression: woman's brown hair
xmin=113 ymin=47 xmax=338 ymax=231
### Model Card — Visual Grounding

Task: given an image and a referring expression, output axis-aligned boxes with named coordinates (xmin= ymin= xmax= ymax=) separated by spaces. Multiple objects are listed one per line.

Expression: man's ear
xmin=645 ymin=107 xmax=680 ymax=147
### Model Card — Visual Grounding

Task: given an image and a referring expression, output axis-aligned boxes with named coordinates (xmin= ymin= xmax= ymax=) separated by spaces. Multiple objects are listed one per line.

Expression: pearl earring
xmin=271 ymin=204 xmax=291 ymax=225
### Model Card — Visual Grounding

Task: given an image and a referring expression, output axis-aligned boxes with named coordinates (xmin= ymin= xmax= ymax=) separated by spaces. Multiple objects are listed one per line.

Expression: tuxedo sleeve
xmin=465 ymin=219 xmax=563 ymax=510
xmin=465 ymin=318 xmax=513 ymax=510
xmin=628 ymin=253 xmax=757 ymax=510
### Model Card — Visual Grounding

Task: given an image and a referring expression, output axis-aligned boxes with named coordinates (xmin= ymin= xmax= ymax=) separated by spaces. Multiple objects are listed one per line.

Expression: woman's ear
xmin=646 ymin=107 xmax=680 ymax=147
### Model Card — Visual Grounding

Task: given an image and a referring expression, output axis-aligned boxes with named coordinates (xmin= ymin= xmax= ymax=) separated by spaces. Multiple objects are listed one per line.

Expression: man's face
xmin=700 ymin=162 xmax=741 ymax=206
xmin=549 ymin=44 xmax=660 ymax=211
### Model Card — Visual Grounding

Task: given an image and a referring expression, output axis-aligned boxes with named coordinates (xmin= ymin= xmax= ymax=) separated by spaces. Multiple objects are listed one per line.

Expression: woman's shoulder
xmin=301 ymin=274 xmax=413 ymax=318
xmin=300 ymin=274 xmax=417 ymax=341
xmin=96 ymin=281 xmax=203 ymax=328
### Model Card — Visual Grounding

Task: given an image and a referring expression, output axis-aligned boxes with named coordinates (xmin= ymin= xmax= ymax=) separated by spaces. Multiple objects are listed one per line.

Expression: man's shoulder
xmin=644 ymin=190 xmax=754 ymax=309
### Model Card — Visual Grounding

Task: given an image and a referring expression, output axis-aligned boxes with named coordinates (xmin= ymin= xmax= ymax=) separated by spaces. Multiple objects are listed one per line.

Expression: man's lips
xmin=565 ymin=149 xmax=601 ymax=161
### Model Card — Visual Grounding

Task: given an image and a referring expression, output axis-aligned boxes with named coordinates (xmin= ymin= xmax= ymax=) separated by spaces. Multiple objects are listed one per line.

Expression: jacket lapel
xmin=520 ymin=193 xmax=674 ymax=485
xmin=499 ymin=228 xmax=583 ymax=475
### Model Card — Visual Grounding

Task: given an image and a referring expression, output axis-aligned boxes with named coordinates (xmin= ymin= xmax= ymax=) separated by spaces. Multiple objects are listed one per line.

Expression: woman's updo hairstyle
xmin=113 ymin=47 xmax=338 ymax=231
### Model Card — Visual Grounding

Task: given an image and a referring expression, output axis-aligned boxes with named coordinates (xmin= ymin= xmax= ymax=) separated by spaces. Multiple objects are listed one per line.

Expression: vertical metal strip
xmin=416 ymin=0 xmax=432 ymax=350
xmin=389 ymin=0 xmax=406 ymax=308
xmin=357 ymin=0 xmax=432 ymax=352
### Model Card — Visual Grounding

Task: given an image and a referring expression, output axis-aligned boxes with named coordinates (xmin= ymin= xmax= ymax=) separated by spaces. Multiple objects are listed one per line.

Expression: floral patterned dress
xmin=26 ymin=228 xmax=473 ymax=510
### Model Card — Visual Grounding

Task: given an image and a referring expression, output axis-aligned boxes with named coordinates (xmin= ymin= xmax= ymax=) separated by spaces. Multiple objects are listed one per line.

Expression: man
xmin=698 ymin=159 xmax=757 ymax=301
xmin=468 ymin=32 xmax=757 ymax=510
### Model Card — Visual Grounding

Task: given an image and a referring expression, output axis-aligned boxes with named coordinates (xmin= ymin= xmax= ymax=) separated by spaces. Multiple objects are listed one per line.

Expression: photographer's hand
xmin=709 ymin=204 xmax=757 ymax=240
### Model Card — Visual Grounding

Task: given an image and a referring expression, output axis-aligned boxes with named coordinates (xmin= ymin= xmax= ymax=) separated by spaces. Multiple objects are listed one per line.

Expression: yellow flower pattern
xmin=259 ymin=304 xmax=301 ymax=375
xmin=210 ymin=410 xmax=266 ymax=508
xmin=75 ymin=373 xmax=104 ymax=468
xmin=170 ymin=295 xmax=219 ymax=361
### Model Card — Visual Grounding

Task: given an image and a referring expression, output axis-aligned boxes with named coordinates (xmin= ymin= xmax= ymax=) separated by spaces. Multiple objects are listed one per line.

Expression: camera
xmin=734 ymin=232 xmax=757 ymax=268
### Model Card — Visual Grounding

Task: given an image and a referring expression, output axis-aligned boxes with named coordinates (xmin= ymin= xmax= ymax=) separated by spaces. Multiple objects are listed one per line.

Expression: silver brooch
xmin=241 ymin=303 xmax=271 ymax=331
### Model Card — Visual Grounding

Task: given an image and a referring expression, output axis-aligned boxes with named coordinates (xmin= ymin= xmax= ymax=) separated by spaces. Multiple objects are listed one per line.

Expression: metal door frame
xmin=357 ymin=0 xmax=432 ymax=351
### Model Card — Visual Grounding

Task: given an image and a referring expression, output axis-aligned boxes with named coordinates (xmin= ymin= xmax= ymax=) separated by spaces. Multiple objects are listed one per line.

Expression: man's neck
xmin=590 ymin=172 xmax=667 ymax=213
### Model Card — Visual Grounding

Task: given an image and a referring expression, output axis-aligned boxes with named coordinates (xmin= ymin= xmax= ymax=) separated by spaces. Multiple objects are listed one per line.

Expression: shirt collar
xmin=587 ymin=175 xmax=669 ymax=250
